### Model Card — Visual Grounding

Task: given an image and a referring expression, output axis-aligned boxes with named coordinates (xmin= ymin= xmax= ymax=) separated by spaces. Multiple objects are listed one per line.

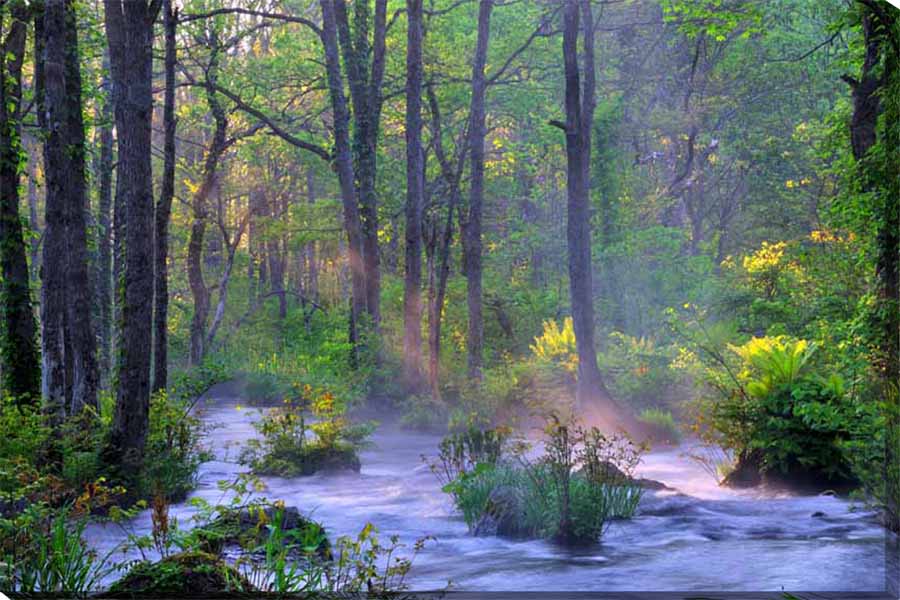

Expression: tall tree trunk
xmin=188 ymin=43 xmax=227 ymax=366
xmin=334 ymin=0 xmax=388 ymax=328
xmin=560 ymin=0 xmax=609 ymax=409
xmin=321 ymin=0 xmax=366 ymax=364
xmin=103 ymin=0 xmax=160 ymax=476
xmin=42 ymin=0 xmax=98 ymax=416
xmin=94 ymin=51 xmax=114 ymax=383
xmin=153 ymin=0 xmax=177 ymax=392
xmin=403 ymin=0 xmax=425 ymax=389
xmin=305 ymin=168 xmax=319 ymax=301
xmin=464 ymin=0 xmax=493 ymax=380
xmin=426 ymin=82 xmax=463 ymax=403
xmin=0 ymin=0 xmax=40 ymax=405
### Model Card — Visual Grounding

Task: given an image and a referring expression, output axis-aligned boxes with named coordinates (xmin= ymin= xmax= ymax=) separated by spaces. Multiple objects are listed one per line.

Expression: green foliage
xmin=599 ymin=333 xmax=683 ymax=411
xmin=239 ymin=383 xmax=375 ymax=477
xmin=244 ymin=371 xmax=287 ymax=404
xmin=0 ymin=395 xmax=49 ymax=495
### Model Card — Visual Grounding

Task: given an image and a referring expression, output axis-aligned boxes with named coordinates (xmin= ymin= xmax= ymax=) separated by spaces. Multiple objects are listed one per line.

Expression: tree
xmin=0 ymin=0 xmax=40 ymax=404
xmin=321 ymin=0 xmax=366 ymax=365
xmin=464 ymin=0 xmax=493 ymax=380
xmin=153 ymin=0 xmax=177 ymax=392
xmin=103 ymin=0 xmax=160 ymax=477
xmin=41 ymin=0 xmax=98 ymax=418
xmin=403 ymin=0 xmax=425 ymax=389
xmin=93 ymin=50 xmax=114 ymax=383
xmin=556 ymin=0 xmax=610 ymax=408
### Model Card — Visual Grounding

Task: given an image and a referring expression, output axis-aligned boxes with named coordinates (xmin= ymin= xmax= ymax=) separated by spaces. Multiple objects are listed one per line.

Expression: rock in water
xmin=103 ymin=552 xmax=254 ymax=595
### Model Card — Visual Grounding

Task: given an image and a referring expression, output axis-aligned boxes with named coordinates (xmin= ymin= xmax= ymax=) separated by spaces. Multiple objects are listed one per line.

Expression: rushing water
xmin=85 ymin=385 xmax=892 ymax=593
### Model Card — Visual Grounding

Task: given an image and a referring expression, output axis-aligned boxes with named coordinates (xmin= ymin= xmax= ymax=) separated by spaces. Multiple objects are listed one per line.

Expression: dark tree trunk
xmin=465 ymin=0 xmax=493 ymax=380
xmin=95 ymin=51 xmax=114 ymax=383
xmin=0 ymin=0 xmax=40 ymax=405
xmin=103 ymin=0 xmax=160 ymax=476
xmin=153 ymin=0 xmax=177 ymax=393
xmin=403 ymin=0 xmax=425 ymax=389
xmin=321 ymin=0 xmax=366 ymax=364
xmin=560 ymin=0 xmax=609 ymax=408
xmin=42 ymin=0 xmax=98 ymax=416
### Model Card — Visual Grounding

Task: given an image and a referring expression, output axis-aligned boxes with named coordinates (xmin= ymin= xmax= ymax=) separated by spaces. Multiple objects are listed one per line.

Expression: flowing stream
xmin=85 ymin=384 xmax=892 ymax=593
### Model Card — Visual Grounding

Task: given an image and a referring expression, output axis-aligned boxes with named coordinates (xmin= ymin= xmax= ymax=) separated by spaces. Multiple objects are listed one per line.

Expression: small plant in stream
xmin=239 ymin=383 xmax=375 ymax=476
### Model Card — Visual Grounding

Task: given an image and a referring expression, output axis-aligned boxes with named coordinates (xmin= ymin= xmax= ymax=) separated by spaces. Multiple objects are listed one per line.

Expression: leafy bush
xmin=239 ymin=384 xmax=375 ymax=477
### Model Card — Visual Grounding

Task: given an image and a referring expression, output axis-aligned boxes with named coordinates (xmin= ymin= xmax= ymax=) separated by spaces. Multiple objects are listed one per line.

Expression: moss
xmin=199 ymin=504 xmax=331 ymax=559
xmin=104 ymin=551 xmax=254 ymax=596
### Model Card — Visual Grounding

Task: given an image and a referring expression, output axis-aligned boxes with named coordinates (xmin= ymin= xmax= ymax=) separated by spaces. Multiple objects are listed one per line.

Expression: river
xmin=84 ymin=385 xmax=893 ymax=594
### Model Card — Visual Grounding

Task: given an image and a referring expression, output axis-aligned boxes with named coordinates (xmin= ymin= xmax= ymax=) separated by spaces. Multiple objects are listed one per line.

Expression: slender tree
xmin=188 ymin=38 xmax=227 ymax=365
xmin=464 ymin=0 xmax=493 ymax=380
xmin=321 ymin=0 xmax=366 ymax=365
xmin=0 ymin=0 xmax=40 ymax=404
xmin=153 ymin=0 xmax=177 ymax=392
xmin=403 ymin=0 xmax=425 ymax=388
xmin=103 ymin=0 xmax=160 ymax=476
xmin=334 ymin=0 xmax=388 ymax=328
xmin=555 ymin=0 xmax=610 ymax=408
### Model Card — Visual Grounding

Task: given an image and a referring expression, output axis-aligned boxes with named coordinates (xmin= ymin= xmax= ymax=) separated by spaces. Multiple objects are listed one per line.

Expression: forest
xmin=0 ymin=0 xmax=898 ymax=595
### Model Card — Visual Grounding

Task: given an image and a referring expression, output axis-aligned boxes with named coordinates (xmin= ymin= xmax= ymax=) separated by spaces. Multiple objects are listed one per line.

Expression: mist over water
xmin=84 ymin=387 xmax=889 ymax=592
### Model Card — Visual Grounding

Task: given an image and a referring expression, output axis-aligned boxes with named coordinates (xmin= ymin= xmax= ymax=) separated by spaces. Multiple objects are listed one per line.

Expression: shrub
xmin=107 ymin=551 xmax=253 ymax=595
xmin=239 ymin=384 xmax=375 ymax=477
xmin=637 ymin=408 xmax=682 ymax=444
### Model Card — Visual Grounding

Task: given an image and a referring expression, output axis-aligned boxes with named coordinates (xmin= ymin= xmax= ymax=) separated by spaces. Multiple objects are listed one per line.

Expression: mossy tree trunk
xmin=103 ymin=0 xmax=160 ymax=478
xmin=0 ymin=0 xmax=40 ymax=406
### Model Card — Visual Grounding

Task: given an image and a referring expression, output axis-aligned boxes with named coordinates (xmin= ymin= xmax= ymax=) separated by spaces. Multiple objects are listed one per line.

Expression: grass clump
xmin=429 ymin=415 xmax=645 ymax=545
